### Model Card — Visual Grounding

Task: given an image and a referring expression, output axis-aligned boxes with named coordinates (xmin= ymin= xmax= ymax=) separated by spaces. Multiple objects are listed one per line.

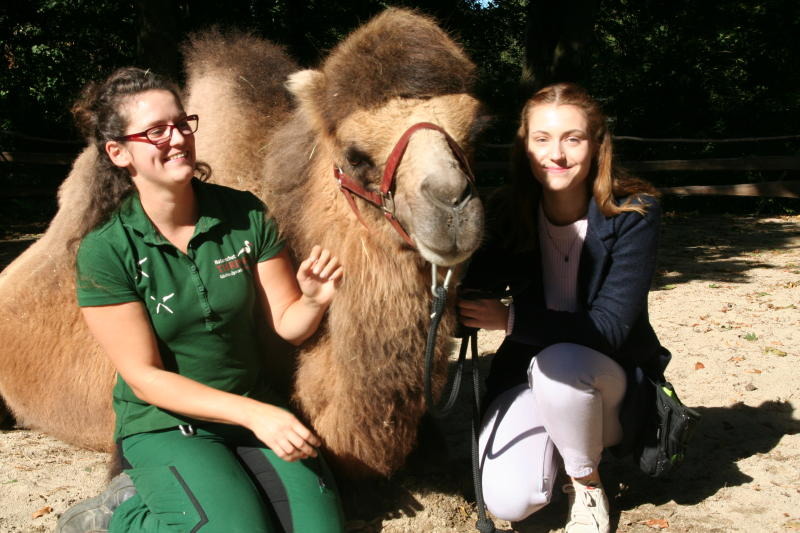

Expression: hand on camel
xmin=458 ymin=298 xmax=509 ymax=331
xmin=296 ymin=245 xmax=343 ymax=307
xmin=249 ymin=403 xmax=322 ymax=462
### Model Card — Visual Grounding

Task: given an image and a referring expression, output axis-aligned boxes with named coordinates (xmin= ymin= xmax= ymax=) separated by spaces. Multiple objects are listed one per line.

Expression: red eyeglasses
xmin=115 ymin=115 xmax=199 ymax=146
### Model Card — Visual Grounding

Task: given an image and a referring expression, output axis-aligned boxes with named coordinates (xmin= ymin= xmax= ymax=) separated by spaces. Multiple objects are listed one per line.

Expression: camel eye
xmin=345 ymin=147 xmax=372 ymax=170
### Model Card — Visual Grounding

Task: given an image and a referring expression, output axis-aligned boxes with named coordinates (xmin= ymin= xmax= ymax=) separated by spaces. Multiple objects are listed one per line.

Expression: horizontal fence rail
xmin=3 ymin=132 xmax=799 ymax=199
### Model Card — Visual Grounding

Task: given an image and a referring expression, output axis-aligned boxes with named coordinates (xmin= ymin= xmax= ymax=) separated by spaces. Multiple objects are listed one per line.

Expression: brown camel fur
xmin=0 ymin=8 xmax=486 ymax=477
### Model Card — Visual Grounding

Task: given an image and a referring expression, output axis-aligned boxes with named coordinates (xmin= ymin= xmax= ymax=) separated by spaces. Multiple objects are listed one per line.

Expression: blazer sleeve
xmin=508 ymin=198 xmax=661 ymax=357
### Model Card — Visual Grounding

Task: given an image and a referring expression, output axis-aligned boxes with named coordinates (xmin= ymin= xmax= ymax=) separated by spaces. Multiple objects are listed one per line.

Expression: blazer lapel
xmin=578 ymin=200 xmax=616 ymax=304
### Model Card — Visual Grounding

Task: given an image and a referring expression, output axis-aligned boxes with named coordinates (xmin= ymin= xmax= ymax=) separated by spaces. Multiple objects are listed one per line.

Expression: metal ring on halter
xmin=381 ymin=190 xmax=396 ymax=215
xmin=430 ymin=264 xmax=454 ymax=297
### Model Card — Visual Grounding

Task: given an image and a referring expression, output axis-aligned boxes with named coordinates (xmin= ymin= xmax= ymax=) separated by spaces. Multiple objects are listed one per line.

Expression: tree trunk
xmin=522 ymin=0 xmax=597 ymax=93
xmin=135 ymin=0 xmax=181 ymax=80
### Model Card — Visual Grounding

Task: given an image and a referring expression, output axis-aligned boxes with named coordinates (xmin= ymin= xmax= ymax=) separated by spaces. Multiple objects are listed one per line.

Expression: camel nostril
xmin=421 ymin=176 xmax=474 ymax=210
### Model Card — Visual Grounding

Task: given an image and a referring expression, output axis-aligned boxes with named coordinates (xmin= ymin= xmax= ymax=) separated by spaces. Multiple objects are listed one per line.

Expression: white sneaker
xmin=562 ymin=480 xmax=611 ymax=533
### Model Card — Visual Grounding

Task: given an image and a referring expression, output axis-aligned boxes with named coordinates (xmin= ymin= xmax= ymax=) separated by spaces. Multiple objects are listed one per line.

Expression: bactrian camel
xmin=0 ymin=8 xmax=486 ymax=477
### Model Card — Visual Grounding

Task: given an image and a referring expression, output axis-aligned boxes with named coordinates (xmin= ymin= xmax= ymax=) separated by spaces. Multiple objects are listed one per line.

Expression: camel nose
xmin=420 ymin=172 xmax=475 ymax=211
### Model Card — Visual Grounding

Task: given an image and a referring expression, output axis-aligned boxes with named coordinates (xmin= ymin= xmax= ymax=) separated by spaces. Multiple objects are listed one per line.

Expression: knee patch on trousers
xmin=125 ymin=466 xmax=207 ymax=532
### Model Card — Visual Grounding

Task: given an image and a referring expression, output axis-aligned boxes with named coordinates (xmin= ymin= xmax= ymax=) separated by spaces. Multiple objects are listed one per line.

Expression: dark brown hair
xmin=497 ymin=82 xmax=657 ymax=250
xmin=70 ymin=67 xmax=209 ymax=244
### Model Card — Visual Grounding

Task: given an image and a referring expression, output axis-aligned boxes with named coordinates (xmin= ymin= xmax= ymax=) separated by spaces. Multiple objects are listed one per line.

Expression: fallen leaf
xmin=695 ymin=362 xmax=705 ymax=370
xmin=32 ymin=506 xmax=52 ymax=519
xmin=728 ymin=356 xmax=745 ymax=363
xmin=745 ymin=369 xmax=762 ymax=374
xmin=643 ymin=518 xmax=669 ymax=529
xmin=763 ymin=347 xmax=788 ymax=357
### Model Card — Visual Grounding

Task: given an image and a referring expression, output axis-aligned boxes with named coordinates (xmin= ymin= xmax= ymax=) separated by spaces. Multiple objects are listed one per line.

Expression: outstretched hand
xmin=296 ymin=245 xmax=344 ymax=308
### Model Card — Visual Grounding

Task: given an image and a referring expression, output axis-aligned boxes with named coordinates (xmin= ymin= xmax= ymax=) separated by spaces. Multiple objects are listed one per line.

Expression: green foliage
xmin=591 ymin=0 xmax=800 ymax=162
xmin=1 ymin=0 xmax=797 ymax=172
xmin=1 ymin=1 xmax=136 ymax=143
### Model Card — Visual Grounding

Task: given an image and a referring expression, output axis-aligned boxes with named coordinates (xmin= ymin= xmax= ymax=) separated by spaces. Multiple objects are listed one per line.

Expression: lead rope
xmin=424 ymin=265 xmax=496 ymax=533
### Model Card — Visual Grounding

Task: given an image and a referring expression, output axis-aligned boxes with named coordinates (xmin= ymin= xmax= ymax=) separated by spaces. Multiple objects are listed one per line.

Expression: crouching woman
xmin=459 ymin=83 xmax=671 ymax=533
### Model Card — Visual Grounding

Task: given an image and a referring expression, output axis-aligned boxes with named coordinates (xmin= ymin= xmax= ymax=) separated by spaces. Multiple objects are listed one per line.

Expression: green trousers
xmin=110 ymin=424 xmax=346 ymax=533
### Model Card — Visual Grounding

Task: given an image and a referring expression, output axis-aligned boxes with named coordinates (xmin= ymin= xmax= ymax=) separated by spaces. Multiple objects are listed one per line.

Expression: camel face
xmin=332 ymin=94 xmax=485 ymax=265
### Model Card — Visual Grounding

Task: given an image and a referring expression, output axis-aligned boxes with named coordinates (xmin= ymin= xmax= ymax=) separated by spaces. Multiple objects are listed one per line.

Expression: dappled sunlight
xmin=653 ymin=213 xmax=800 ymax=288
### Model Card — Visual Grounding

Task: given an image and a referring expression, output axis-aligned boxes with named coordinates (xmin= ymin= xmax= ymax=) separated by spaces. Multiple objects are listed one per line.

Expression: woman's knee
xmin=482 ymin=480 xmax=551 ymax=522
xmin=529 ymin=343 xmax=623 ymax=389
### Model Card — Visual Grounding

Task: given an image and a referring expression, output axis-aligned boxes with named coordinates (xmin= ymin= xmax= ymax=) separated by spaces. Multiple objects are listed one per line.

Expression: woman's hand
xmin=247 ymin=403 xmax=322 ymax=462
xmin=458 ymin=297 xmax=510 ymax=331
xmin=255 ymin=247 xmax=343 ymax=345
xmin=296 ymin=245 xmax=344 ymax=308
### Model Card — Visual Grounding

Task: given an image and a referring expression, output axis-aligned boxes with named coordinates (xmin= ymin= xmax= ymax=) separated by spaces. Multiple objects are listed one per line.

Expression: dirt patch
xmin=1 ymin=212 xmax=799 ymax=532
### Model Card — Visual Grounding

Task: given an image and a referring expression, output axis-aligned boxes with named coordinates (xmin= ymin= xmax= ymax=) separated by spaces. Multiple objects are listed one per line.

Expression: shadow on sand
xmin=653 ymin=212 xmax=800 ymax=289
xmin=343 ymin=351 xmax=798 ymax=533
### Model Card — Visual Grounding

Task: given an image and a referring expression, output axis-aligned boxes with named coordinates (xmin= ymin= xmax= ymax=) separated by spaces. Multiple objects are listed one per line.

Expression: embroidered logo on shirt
xmin=150 ymin=293 xmax=175 ymax=314
xmin=237 ymin=240 xmax=252 ymax=256
xmin=138 ymin=257 xmax=150 ymax=278
xmin=213 ymin=240 xmax=252 ymax=280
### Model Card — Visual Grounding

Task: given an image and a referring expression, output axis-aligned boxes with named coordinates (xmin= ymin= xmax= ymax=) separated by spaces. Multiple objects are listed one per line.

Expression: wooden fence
xmin=3 ymin=134 xmax=800 ymax=199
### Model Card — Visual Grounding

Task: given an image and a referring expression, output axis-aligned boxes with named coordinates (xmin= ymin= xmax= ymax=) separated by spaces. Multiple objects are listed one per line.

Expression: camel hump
xmin=182 ymin=29 xmax=299 ymax=114
xmin=182 ymin=30 xmax=301 ymax=194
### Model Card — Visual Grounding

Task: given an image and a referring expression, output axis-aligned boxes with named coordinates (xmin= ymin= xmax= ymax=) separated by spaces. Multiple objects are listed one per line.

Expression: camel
xmin=0 ymin=8 xmax=486 ymax=477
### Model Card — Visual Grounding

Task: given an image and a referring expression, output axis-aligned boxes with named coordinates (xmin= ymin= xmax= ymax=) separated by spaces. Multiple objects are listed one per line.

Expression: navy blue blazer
xmin=463 ymin=194 xmax=671 ymax=455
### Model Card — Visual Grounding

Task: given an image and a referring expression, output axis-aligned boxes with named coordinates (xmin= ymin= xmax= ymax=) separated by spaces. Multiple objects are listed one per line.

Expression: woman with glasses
xmin=58 ymin=67 xmax=346 ymax=533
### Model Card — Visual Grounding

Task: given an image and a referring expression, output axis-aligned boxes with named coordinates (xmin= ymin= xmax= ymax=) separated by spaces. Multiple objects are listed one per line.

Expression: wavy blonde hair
xmin=494 ymin=82 xmax=657 ymax=250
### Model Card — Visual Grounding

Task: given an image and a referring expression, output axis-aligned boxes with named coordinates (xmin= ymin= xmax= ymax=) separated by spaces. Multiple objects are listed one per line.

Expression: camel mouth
xmin=408 ymin=196 xmax=483 ymax=267
xmin=415 ymin=242 xmax=472 ymax=267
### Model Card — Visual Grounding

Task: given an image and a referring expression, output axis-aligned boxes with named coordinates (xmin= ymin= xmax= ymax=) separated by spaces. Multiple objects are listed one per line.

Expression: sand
xmin=1 ymin=211 xmax=799 ymax=532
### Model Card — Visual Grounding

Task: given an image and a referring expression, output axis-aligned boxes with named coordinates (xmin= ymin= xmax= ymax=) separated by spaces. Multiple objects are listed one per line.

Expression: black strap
xmin=423 ymin=287 xmax=495 ymax=533
xmin=466 ymin=331 xmax=495 ymax=533
xmin=424 ymin=285 xmax=466 ymax=417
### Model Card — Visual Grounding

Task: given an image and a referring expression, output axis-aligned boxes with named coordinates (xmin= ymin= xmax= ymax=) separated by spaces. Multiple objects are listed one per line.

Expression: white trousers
xmin=478 ymin=343 xmax=627 ymax=522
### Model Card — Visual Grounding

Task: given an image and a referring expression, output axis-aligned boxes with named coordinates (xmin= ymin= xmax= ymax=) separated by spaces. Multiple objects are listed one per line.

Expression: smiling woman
xmin=525 ymin=103 xmax=595 ymax=225
xmin=459 ymin=82 xmax=669 ymax=533
xmin=57 ymin=67 xmax=347 ymax=533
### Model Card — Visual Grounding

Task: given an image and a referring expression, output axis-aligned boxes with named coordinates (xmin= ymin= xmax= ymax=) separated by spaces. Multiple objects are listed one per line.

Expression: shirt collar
xmin=118 ymin=178 xmax=223 ymax=246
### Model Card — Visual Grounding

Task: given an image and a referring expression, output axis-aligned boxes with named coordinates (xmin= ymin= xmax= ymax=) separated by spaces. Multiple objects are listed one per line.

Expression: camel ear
xmin=286 ymin=69 xmax=329 ymax=129
xmin=105 ymin=140 xmax=131 ymax=169
xmin=286 ymin=69 xmax=325 ymax=104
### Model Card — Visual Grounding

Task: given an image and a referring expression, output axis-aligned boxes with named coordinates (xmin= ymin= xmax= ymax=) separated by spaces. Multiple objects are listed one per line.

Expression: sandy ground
xmin=1 ymin=211 xmax=799 ymax=532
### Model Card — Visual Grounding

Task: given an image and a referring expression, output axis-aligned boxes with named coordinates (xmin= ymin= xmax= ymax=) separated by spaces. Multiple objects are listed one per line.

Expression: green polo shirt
xmin=76 ymin=179 xmax=284 ymax=440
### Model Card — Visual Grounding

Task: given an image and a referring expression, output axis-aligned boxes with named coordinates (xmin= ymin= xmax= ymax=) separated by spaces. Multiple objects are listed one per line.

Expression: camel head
xmin=285 ymin=8 xmax=487 ymax=266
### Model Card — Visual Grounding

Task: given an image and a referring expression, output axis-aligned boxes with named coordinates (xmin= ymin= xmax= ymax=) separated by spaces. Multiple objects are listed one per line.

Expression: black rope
xmin=466 ymin=330 xmax=496 ymax=533
xmin=423 ymin=286 xmax=495 ymax=533
xmin=423 ymin=285 xmax=467 ymax=418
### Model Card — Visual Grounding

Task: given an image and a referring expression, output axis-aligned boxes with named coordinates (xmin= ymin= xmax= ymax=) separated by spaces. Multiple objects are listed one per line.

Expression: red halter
xmin=333 ymin=122 xmax=475 ymax=247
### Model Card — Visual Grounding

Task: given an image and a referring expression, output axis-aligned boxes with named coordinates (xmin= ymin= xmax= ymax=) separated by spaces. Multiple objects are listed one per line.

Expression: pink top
xmin=506 ymin=206 xmax=588 ymax=335
xmin=537 ymin=205 xmax=588 ymax=312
